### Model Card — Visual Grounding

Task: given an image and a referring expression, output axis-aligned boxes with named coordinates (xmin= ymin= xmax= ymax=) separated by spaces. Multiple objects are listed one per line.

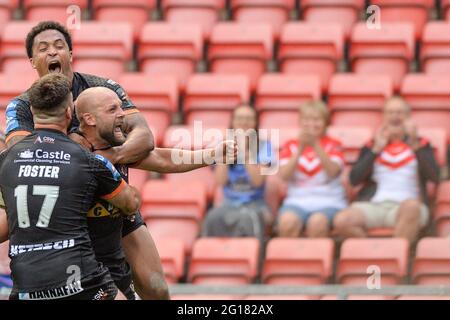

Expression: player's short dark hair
xmin=26 ymin=21 xmax=72 ymax=58
xmin=28 ymin=73 xmax=71 ymax=114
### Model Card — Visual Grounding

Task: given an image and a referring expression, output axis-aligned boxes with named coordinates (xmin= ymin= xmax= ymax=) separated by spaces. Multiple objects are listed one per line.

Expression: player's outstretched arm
xmin=131 ymin=140 xmax=238 ymax=173
xmin=104 ymin=113 xmax=155 ymax=165
xmin=102 ymin=183 xmax=141 ymax=217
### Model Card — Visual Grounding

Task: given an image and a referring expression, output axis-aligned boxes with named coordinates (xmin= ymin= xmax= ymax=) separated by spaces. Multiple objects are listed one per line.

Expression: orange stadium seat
xmin=138 ymin=23 xmax=203 ymax=90
xmin=434 ymin=181 xmax=450 ymax=237
xmin=118 ymin=73 xmax=178 ymax=145
xmin=300 ymin=0 xmax=365 ymax=38
xmin=165 ymin=167 xmax=216 ymax=202
xmin=0 ymin=22 xmax=36 ymax=74
xmin=184 ymin=74 xmax=250 ymax=127
xmin=256 ymin=74 xmax=321 ymax=130
xmin=421 ymin=22 xmax=450 ymax=75
xmin=153 ymin=237 xmax=185 ymax=284
xmin=350 ymin=23 xmax=415 ymax=90
xmin=0 ymin=239 xmax=9 ymax=275
xmin=412 ymin=238 xmax=450 ymax=285
xmin=141 ymin=180 xmax=207 ymax=254
xmin=161 ymin=0 xmax=225 ymax=39
xmin=337 ymin=238 xmax=409 ymax=285
xmin=92 ymin=0 xmax=156 ymax=40
xmin=401 ymin=74 xmax=450 ymax=142
xmin=230 ymin=0 xmax=296 ymax=38
xmin=327 ymin=126 xmax=374 ymax=164
xmin=328 ymin=74 xmax=393 ymax=130
xmin=71 ymin=22 xmax=133 ymax=80
xmin=208 ymin=23 xmax=274 ymax=91
xmin=188 ymin=237 xmax=260 ymax=285
xmin=23 ymin=0 xmax=88 ymax=24
xmin=279 ymin=23 xmax=344 ymax=92
xmin=371 ymin=0 xmax=434 ymax=39
xmin=262 ymin=238 xmax=334 ymax=285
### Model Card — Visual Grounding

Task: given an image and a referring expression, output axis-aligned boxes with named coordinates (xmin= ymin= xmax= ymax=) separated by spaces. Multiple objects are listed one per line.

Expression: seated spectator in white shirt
xmin=333 ymin=96 xmax=440 ymax=243
xmin=277 ymin=101 xmax=347 ymax=238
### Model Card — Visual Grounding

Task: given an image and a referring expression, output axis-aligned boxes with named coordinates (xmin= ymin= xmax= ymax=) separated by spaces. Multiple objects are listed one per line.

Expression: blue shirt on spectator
xmin=223 ymin=140 xmax=274 ymax=205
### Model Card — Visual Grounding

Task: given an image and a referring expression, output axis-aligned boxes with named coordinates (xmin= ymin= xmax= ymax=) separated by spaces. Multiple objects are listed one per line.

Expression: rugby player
xmin=3 ymin=21 xmax=165 ymax=300
xmin=0 ymin=73 xmax=141 ymax=300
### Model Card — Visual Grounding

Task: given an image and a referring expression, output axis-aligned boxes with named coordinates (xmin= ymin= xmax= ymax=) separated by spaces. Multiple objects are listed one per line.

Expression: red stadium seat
xmin=256 ymin=74 xmax=321 ymax=130
xmin=184 ymin=74 xmax=250 ymax=127
xmin=401 ymin=74 xmax=450 ymax=142
xmin=421 ymin=22 xmax=450 ymax=75
xmin=0 ymin=73 xmax=38 ymax=108
xmin=350 ymin=23 xmax=415 ymax=90
xmin=93 ymin=0 xmax=155 ymax=40
xmin=24 ymin=0 xmax=88 ymax=24
xmin=161 ymin=0 xmax=225 ymax=39
xmin=262 ymin=238 xmax=334 ymax=285
xmin=444 ymin=0 xmax=450 ymax=21
xmin=231 ymin=0 xmax=296 ymax=38
xmin=138 ymin=23 xmax=203 ymax=90
xmin=128 ymin=168 xmax=149 ymax=193
xmin=188 ymin=237 xmax=260 ymax=285
xmin=142 ymin=180 xmax=207 ymax=254
xmin=0 ymin=1 xmax=17 ymax=33
xmin=71 ymin=22 xmax=133 ymax=80
xmin=434 ymin=182 xmax=450 ymax=237
xmin=328 ymin=74 xmax=393 ymax=129
xmin=118 ymin=73 xmax=178 ymax=145
xmin=0 ymin=238 xmax=9 ymax=275
xmin=300 ymin=0 xmax=365 ymax=38
xmin=412 ymin=238 xmax=450 ymax=285
xmin=153 ymin=237 xmax=185 ymax=284
xmin=165 ymin=167 xmax=216 ymax=202
xmin=371 ymin=0 xmax=433 ymax=39
xmin=279 ymin=23 xmax=344 ymax=92
xmin=417 ymin=127 xmax=447 ymax=166
xmin=208 ymin=23 xmax=274 ymax=91
xmin=0 ymin=22 xmax=37 ymax=74
xmin=337 ymin=238 xmax=409 ymax=285
xmin=163 ymin=125 xmax=227 ymax=150
xmin=327 ymin=126 xmax=374 ymax=165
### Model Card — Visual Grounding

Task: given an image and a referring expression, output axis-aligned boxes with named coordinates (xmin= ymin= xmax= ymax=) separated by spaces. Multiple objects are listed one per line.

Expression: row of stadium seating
xmin=109 ymin=178 xmax=450 ymax=255
xmin=1 ymin=72 xmax=449 ymax=151
xmin=2 ymin=0 xmax=450 ymax=39
xmin=4 ymin=235 xmax=449 ymax=286
xmin=4 ymin=20 xmax=450 ymax=91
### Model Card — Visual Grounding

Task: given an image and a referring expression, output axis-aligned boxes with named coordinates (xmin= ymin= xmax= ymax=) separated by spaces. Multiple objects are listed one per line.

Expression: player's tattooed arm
xmin=131 ymin=141 xmax=238 ymax=173
xmin=106 ymin=112 xmax=154 ymax=165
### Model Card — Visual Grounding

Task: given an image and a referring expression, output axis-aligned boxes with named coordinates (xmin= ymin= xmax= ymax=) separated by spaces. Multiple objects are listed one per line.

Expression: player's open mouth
xmin=48 ymin=61 xmax=62 ymax=74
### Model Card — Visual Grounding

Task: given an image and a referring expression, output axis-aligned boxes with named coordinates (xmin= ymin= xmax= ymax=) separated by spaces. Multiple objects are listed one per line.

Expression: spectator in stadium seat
xmin=202 ymin=105 xmax=274 ymax=242
xmin=333 ymin=96 xmax=440 ymax=243
xmin=277 ymin=101 xmax=347 ymax=238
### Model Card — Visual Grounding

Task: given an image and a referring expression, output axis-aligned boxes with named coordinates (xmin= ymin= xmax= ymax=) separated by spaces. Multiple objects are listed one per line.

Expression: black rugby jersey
xmin=0 ymin=129 xmax=125 ymax=293
xmin=4 ymin=72 xmax=144 ymax=288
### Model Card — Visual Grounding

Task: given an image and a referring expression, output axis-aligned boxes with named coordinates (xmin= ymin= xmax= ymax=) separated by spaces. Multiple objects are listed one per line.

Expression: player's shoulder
xmin=7 ymin=92 xmax=30 ymax=111
xmin=76 ymin=72 xmax=130 ymax=102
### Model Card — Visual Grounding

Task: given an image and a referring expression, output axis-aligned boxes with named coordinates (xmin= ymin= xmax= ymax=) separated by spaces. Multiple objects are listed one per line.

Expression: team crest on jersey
xmin=95 ymin=154 xmax=122 ymax=181
xmin=376 ymin=141 xmax=416 ymax=169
